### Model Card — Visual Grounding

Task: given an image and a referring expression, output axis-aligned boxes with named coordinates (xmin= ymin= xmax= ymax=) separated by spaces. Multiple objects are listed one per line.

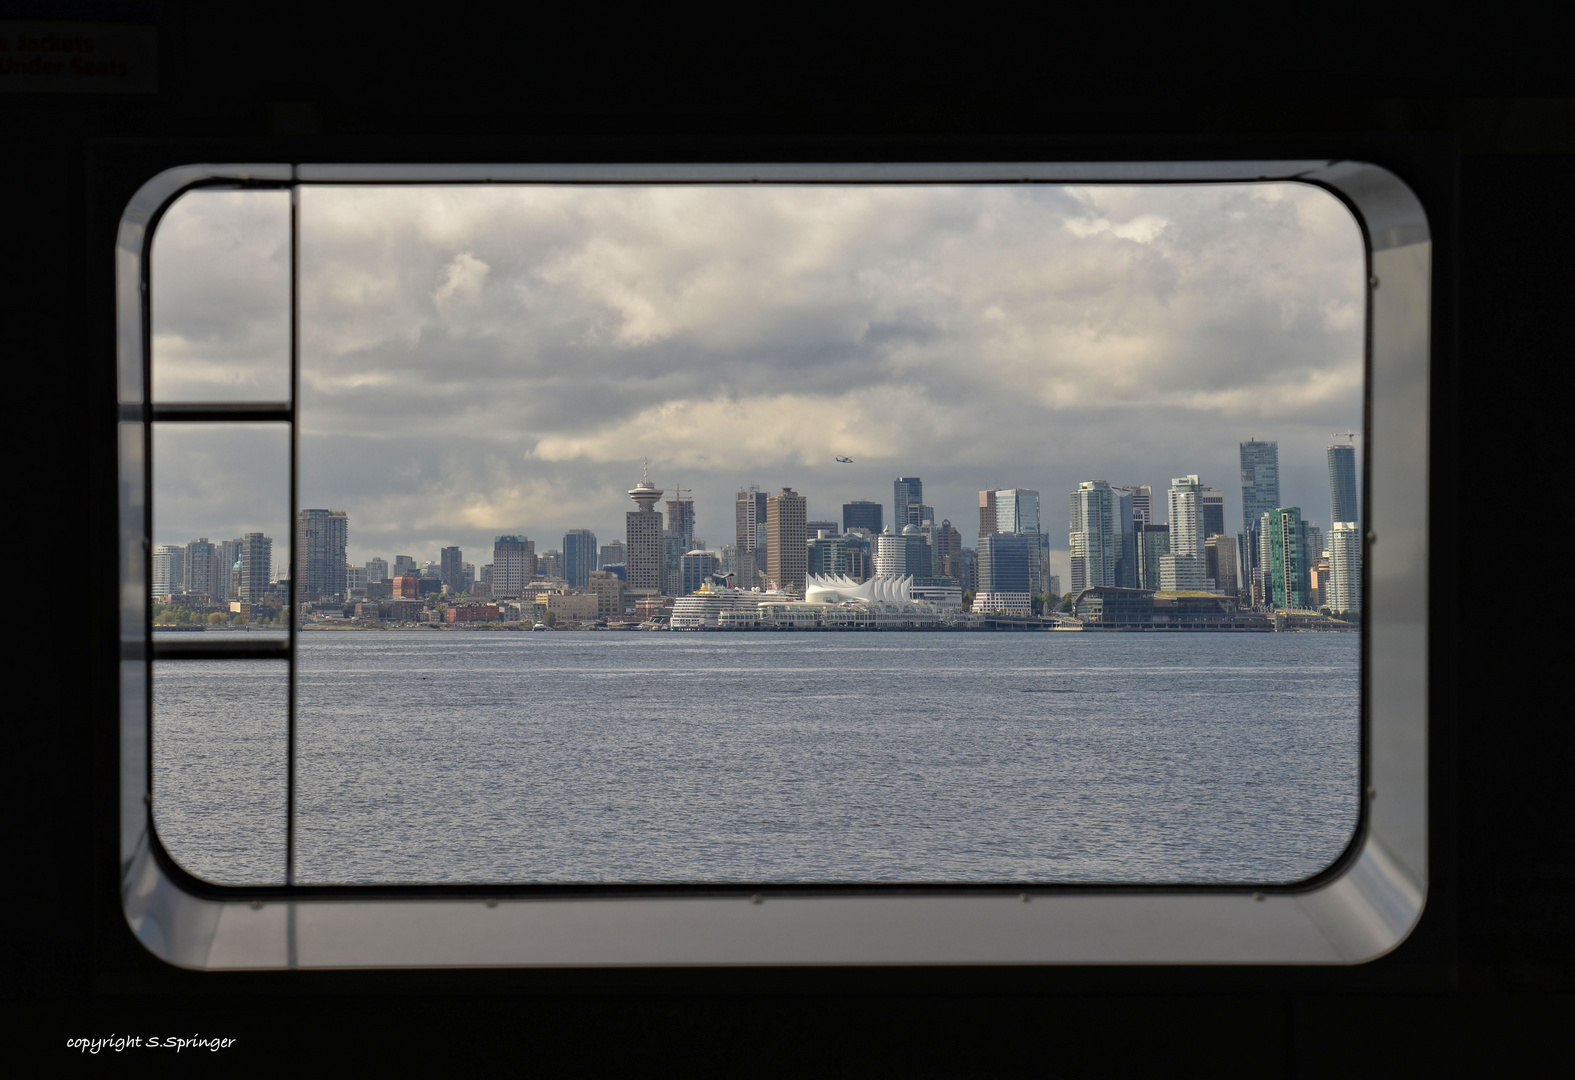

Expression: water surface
xmin=153 ymin=631 xmax=1360 ymax=886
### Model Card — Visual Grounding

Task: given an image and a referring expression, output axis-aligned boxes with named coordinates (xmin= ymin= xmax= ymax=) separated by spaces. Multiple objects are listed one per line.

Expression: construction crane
xmin=1333 ymin=430 xmax=1361 ymax=444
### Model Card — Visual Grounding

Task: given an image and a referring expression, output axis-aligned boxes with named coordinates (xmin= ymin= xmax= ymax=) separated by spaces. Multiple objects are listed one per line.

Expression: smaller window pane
xmin=151 ymin=189 xmax=291 ymax=402
xmin=152 ymin=659 xmax=288 ymax=885
xmin=151 ymin=423 xmax=291 ymax=628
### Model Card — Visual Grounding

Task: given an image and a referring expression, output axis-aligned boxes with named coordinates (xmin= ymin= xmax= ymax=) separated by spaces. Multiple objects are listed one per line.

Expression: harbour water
xmin=152 ymin=631 xmax=1360 ymax=887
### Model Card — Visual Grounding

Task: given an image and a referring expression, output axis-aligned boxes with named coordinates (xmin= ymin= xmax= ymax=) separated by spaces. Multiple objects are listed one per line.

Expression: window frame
xmin=118 ymin=160 xmax=1429 ymax=968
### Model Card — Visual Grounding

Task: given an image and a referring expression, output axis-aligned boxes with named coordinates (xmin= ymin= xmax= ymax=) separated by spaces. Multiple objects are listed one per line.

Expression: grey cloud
xmin=153 ymin=423 xmax=293 ymax=567
xmin=151 ymin=189 xmax=292 ymax=402
xmin=150 ymin=182 xmax=1363 ymax=571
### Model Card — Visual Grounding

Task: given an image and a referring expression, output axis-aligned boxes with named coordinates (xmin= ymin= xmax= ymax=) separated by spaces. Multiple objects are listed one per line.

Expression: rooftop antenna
xmin=642 ymin=456 xmax=650 ymax=482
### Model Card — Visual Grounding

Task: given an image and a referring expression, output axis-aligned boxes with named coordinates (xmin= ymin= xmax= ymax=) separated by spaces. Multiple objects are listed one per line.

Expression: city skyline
xmin=150 ymin=183 xmax=1365 ymax=583
xmin=154 ymin=431 xmax=1360 ymax=606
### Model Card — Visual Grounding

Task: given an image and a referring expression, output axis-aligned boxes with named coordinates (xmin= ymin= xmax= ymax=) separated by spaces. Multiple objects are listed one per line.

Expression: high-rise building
xmin=735 ymin=486 xmax=768 ymax=589
xmin=666 ymin=495 xmax=695 ymax=547
xmin=490 ymin=535 xmax=535 ymax=599
xmin=182 ymin=538 xmax=222 ymax=597
xmin=1256 ymin=516 xmax=1275 ymax=606
xmin=1268 ymin=507 xmax=1311 ymax=609
xmin=680 ymin=549 xmax=720 ymax=595
xmin=562 ymin=528 xmax=598 ymax=588
xmin=1107 ymin=486 xmax=1136 ymax=588
xmin=935 ymin=519 xmax=964 ymax=580
xmin=902 ymin=524 xmax=932 ymax=578
xmin=1328 ymin=521 xmax=1362 ymax=614
xmin=364 ymin=556 xmax=388 ymax=583
xmin=806 ymin=519 xmax=838 ymax=538
xmin=152 ymin=544 xmax=183 ymax=599
xmin=392 ymin=555 xmax=417 ymax=579
xmin=661 ymin=534 xmax=688 ymax=596
xmin=440 ymin=545 xmax=464 ymax=594
xmin=1201 ymin=486 xmax=1226 ymax=539
xmin=893 ymin=477 xmax=922 ymax=530
xmin=842 ymin=499 xmax=882 ymax=535
xmin=238 ymin=532 xmax=273 ymax=603
xmin=661 ymin=500 xmax=693 ymax=551
xmin=661 ymin=491 xmax=694 ymax=597
xmin=1239 ymin=440 xmax=1281 ymax=532
xmin=626 ymin=476 xmax=666 ymax=592
xmin=874 ymin=529 xmax=906 ymax=577
xmin=538 ymin=549 xmax=564 ymax=582
xmin=1130 ymin=485 xmax=1153 ymax=526
xmin=1068 ymin=492 xmax=1084 ymax=592
xmin=996 ymin=488 xmax=1040 ymax=536
xmin=587 ymin=569 xmax=626 ymax=618
xmin=1328 ymin=443 xmax=1359 ymax=528
xmin=297 ymin=509 xmax=349 ymax=602
xmin=1070 ymin=481 xmax=1115 ymax=589
xmin=766 ymin=487 xmax=807 ymax=594
xmin=988 ymin=488 xmax=1043 ymax=592
xmin=978 ymin=490 xmax=998 ymax=538
xmin=1205 ymin=534 xmax=1239 ymax=597
xmin=1302 ymin=523 xmax=1324 ymax=584
xmin=216 ymin=539 xmax=243 ymax=599
xmin=599 ymin=540 xmax=626 ymax=570
xmin=843 ymin=532 xmax=873 ymax=582
xmin=1160 ymin=475 xmax=1209 ymax=590
xmin=807 ymin=530 xmax=849 ymax=577
xmin=347 ymin=564 xmax=368 ymax=594
xmin=1137 ymin=522 xmax=1170 ymax=590
xmin=975 ymin=532 xmax=1034 ymax=614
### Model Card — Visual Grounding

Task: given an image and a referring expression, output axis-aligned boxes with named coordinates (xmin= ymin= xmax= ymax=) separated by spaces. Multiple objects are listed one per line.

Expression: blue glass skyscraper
xmin=1327 ymin=442 xmax=1359 ymax=526
xmin=562 ymin=528 xmax=598 ymax=588
xmin=1239 ymin=440 xmax=1281 ymax=526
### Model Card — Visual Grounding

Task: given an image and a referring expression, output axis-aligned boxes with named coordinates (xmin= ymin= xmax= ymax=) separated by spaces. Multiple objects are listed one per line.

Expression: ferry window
xmin=147 ymin=178 xmax=1368 ymax=889
xmin=124 ymin=160 xmax=1432 ymax=969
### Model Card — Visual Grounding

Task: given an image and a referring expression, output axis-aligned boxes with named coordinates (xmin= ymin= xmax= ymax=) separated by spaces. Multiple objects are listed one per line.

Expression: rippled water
xmin=152 ymin=630 xmax=1360 ymax=886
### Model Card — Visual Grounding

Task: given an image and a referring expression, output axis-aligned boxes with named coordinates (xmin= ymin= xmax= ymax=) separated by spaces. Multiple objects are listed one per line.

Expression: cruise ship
xmin=669 ymin=584 xmax=794 ymax=629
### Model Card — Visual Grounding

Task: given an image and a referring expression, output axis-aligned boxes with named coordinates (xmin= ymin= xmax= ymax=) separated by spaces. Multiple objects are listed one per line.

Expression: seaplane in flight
xmin=835 ymin=456 xmax=853 ymax=463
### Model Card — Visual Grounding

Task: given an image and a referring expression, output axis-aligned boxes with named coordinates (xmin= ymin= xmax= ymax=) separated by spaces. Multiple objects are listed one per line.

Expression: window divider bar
xmin=287 ymin=182 xmax=300 ymax=890
xmin=149 ymin=403 xmax=292 ymax=423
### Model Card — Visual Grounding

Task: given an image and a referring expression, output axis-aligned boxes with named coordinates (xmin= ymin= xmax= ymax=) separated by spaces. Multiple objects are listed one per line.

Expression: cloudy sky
xmin=151 ymin=182 xmax=1364 ymax=582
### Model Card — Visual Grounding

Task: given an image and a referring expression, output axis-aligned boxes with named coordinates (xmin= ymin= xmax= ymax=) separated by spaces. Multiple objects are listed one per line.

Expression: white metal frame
xmin=118 ymin=161 xmax=1429 ymax=967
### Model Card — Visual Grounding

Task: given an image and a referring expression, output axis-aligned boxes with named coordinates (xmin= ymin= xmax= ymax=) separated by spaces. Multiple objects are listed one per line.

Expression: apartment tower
xmin=735 ymin=486 xmax=768 ymax=589
xmin=1160 ymin=475 xmax=1208 ymax=590
xmin=297 ymin=509 xmax=349 ymax=602
xmin=766 ymin=487 xmax=808 ymax=594
xmin=490 ymin=535 xmax=535 ymax=599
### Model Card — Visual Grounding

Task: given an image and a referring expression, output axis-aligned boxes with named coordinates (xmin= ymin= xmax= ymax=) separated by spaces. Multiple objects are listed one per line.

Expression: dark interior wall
xmin=6 ymin=4 xmax=1570 ymax=1070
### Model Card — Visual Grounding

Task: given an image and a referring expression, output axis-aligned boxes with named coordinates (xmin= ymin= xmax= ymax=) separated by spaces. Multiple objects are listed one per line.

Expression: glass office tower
xmin=1327 ymin=443 xmax=1359 ymax=527
xmin=1239 ymin=440 xmax=1281 ymax=529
